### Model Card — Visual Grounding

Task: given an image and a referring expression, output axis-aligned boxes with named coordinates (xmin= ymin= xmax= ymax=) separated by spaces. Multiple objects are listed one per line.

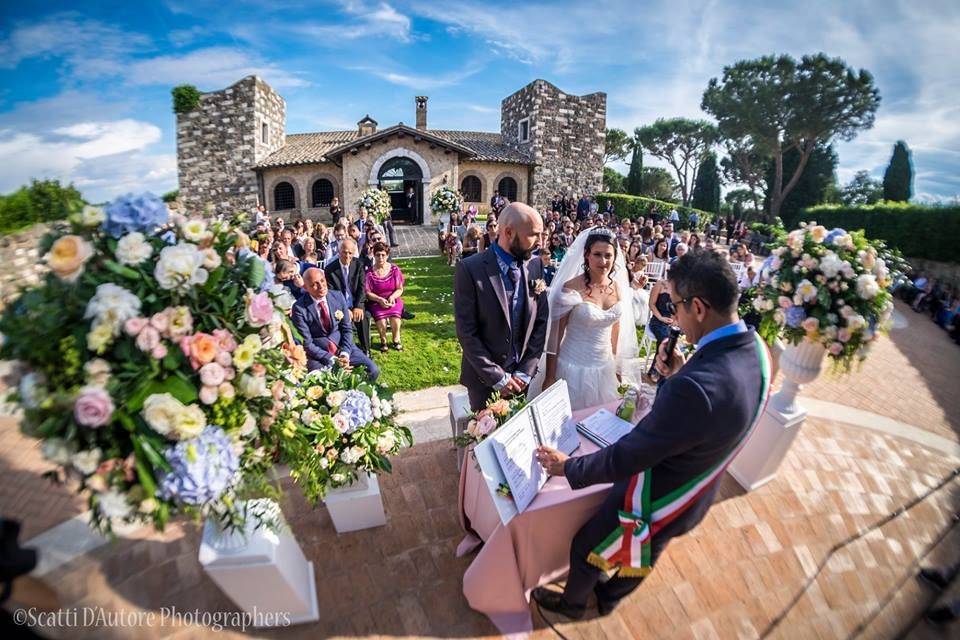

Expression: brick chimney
xmin=358 ymin=115 xmax=377 ymax=136
xmin=415 ymin=96 xmax=428 ymax=130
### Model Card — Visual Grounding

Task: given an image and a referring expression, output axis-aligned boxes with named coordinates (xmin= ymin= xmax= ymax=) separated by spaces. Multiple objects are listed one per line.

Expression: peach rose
xmin=488 ymin=399 xmax=510 ymax=417
xmin=45 ymin=235 xmax=94 ymax=282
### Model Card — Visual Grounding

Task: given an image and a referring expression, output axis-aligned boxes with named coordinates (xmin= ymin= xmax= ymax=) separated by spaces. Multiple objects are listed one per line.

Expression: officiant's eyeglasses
xmin=666 ymin=296 xmax=711 ymax=315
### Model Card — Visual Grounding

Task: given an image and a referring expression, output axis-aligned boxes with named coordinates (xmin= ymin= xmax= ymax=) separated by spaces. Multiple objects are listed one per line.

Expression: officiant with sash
xmin=532 ymin=250 xmax=771 ymax=619
xmin=454 ymin=203 xmax=550 ymax=411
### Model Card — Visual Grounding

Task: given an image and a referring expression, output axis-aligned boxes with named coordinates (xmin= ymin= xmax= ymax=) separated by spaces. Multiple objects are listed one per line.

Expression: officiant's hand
xmin=536 ymin=446 xmax=567 ymax=477
xmin=654 ymin=339 xmax=685 ymax=378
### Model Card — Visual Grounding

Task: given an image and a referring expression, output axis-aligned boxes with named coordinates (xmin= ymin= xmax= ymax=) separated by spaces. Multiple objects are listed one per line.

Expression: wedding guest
xmin=292 ymin=269 xmax=379 ymax=379
xmin=540 ymin=246 xmax=557 ymax=286
xmin=651 ymin=238 xmax=670 ymax=265
xmin=688 ymin=233 xmax=702 ymax=252
xmin=463 ymin=225 xmax=482 ymax=259
xmin=630 ymin=255 xmax=651 ymax=326
xmin=347 ymin=222 xmax=363 ymax=255
xmin=365 ymin=242 xmax=406 ymax=352
xmin=299 ymin=237 xmax=320 ymax=273
xmin=647 ymin=277 xmax=676 ymax=354
xmin=481 ymin=218 xmax=499 ymax=251
xmin=329 ymin=197 xmax=343 ymax=226
xmin=671 ymin=242 xmax=689 ymax=264
xmin=326 ymin=224 xmax=348 ymax=266
xmin=550 ymin=233 xmax=567 ymax=264
xmin=275 ymin=259 xmax=304 ymax=298
xmin=323 ymin=237 xmax=370 ymax=355
xmin=354 ymin=208 xmax=372 ymax=247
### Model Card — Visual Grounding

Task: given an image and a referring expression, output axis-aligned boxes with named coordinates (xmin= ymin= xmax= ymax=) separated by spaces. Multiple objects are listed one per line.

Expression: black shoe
xmin=596 ymin=598 xmax=619 ymax=616
xmin=531 ymin=587 xmax=585 ymax=620
xmin=919 ymin=568 xmax=952 ymax=591
xmin=925 ymin=604 xmax=958 ymax=626
xmin=401 ymin=309 xmax=415 ymax=320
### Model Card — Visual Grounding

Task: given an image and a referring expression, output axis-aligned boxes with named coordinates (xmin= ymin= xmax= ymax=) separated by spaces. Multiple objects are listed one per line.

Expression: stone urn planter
xmin=770 ymin=338 xmax=827 ymax=414
xmin=323 ymin=472 xmax=387 ymax=534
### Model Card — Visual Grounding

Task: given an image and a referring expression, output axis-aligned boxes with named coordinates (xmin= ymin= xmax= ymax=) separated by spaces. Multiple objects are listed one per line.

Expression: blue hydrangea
xmin=103 ymin=192 xmax=169 ymax=238
xmin=785 ymin=305 xmax=806 ymax=328
xmin=158 ymin=426 xmax=239 ymax=506
xmin=337 ymin=390 xmax=373 ymax=432
xmin=824 ymin=228 xmax=848 ymax=246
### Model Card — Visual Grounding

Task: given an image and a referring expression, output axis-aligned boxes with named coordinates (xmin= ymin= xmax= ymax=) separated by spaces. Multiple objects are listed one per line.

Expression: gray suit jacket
xmin=454 ymin=249 xmax=549 ymax=398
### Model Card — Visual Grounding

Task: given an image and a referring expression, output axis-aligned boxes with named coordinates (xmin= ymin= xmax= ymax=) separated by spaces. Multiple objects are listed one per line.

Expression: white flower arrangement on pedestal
xmin=430 ymin=186 xmax=463 ymax=217
xmin=355 ymin=188 xmax=391 ymax=223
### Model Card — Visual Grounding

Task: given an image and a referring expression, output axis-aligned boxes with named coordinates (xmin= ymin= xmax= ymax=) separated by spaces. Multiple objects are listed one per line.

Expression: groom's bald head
xmin=497 ymin=203 xmax=543 ymax=261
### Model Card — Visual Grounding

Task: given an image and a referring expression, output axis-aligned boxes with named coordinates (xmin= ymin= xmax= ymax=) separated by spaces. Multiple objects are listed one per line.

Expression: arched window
xmin=498 ymin=177 xmax=518 ymax=202
xmin=311 ymin=179 xmax=334 ymax=207
xmin=461 ymin=175 xmax=482 ymax=202
xmin=273 ymin=182 xmax=295 ymax=210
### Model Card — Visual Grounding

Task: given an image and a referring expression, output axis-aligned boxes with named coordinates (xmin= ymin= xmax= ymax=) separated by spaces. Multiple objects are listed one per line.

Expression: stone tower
xmin=500 ymin=79 xmax=606 ymax=211
xmin=176 ymin=76 xmax=285 ymax=216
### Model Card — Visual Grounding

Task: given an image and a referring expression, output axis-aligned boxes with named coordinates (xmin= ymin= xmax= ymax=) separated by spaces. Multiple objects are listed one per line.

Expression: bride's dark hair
xmin=582 ymin=230 xmax=617 ymax=293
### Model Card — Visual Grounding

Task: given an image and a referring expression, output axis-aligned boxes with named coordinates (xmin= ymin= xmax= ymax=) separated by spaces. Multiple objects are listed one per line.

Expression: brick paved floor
xmin=16 ymin=417 xmax=960 ymax=639
xmin=392 ymin=224 xmax=441 ymax=258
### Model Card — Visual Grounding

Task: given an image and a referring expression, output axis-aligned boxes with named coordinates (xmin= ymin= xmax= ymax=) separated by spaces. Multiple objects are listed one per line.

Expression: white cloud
xmin=125 ymin=47 xmax=307 ymax=90
xmin=349 ymin=64 xmax=481 ymax=90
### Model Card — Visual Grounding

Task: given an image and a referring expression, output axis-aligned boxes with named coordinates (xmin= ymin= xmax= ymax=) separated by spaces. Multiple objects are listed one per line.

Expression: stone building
xmin=176 ymin=76 xmax=605 ymax=225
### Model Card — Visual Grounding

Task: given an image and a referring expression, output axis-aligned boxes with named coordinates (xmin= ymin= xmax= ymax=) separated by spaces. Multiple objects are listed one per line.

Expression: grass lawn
xmin=370 ymin=256 xmax=462 ymax=392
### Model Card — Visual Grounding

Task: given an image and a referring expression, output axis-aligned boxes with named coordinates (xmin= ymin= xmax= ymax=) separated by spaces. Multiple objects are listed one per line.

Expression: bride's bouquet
xmin=1 ymin=193 xmax=304 ymax=535
xmin=454 ymin=392 xmax=527 ymax=447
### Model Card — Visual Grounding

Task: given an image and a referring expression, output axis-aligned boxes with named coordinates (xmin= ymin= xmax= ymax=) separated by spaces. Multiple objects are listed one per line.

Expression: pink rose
xmin=74 ymin=386 xmax=114 ymax=428
xmin=801 ymin=317 xmax=819 ymax=333
xmin=149 ymin=311 xmax=169 ymax=334
xmin=152 ymin=344 xmax=168 ymax=359
xmin=778 ymin=296 xmax=792 ymax=309
xmin=199 ymin=385 xmax=219 ymax=405
xmin=837 ymin=328 xmax=851 ymax=343
xmin=212 ymin=328 xmax=237 ymax=352
xmin=124 ymin=317 xmax=148 ymax=336
xmin=135 ymin=325 xmax=160 ymax=352
xmin=215 ymin=351 xmax=233 ymax=367
xmin=476 ymin=414 xmax=497 ymax=436
xmin=829 ymin=342 xmax=844 ymax=356
xmin=251 ymin=363 xmax=266 ymax=377
xmin=223 ymin=366 xmax=236 ymax=381
xmin=246 ymin=292 xmax=274 ymax=327
xmin=199 ymin=362 xmax=226 ymax=387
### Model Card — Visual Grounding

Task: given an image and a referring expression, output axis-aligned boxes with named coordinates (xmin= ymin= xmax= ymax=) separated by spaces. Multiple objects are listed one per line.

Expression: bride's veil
xmin=541 ymin=227 xmax=638 ymax=373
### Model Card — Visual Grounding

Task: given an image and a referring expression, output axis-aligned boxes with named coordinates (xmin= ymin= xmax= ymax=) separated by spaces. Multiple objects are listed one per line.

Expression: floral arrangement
xmin=430 ymin=186 xmax=463 ymax=217
xmin=273 ymin=365 xmax=411 ymax=502
xmin=1 ymin=193 xmax=306 ymax=535
xmin=752 ymin=222 xmax=894 ymax=371
xmin=355 ymin=188 xmax=391 ymax=223
xmin=454 ymin=392 xmax=528 ymax=447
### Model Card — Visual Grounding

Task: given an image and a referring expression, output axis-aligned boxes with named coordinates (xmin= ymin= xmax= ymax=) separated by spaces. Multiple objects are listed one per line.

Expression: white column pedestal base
xmin=199 ymin=502 xmax=319 ymax=626
xmin=324 ymin=473 xmax=387 ymax=533
xmin=727 ymin=404 xmax=807 ymax=491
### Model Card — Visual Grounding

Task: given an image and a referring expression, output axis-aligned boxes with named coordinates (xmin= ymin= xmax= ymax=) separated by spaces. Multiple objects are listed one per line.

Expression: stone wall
xmin=260 ymin=162 xmax=343 ymax=223
xmin=0 ymin=225 xmax=50 ymax=311
xmin=501 ymin=80 xmax=605 ymax=212
xmin=176 ymin=76 xmax=285 ymax=217
xmin=457 ymin=161 xmax=529 ymax=207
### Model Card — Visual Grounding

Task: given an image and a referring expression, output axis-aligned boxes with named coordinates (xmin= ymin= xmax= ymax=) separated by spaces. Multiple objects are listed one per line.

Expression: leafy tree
xmin=764 ymin=144 xmax=838 ymax=227
xmin=626 ymin=144 xmax=643 ymax=195
xmin=720 ymin=139 xmax=765 ymax=214
xmin=171 ymin=85 xmax=202 ymax=113
xmin=882 ymin=140 xmax=913 ymax=202
xmin=634 ymin=118 xmax=718 ymax=206
xmin=640 ymin=167 xmax=678 ymax=202
xmin=691 ymin=152 xmax=721 ymax=213
xmin=603 ymin=167 xmax=627 ymax=193
xmin=0 ymin=179 xmax=85 ymax=234
xmin=702 ymin=53 xmax=880 ymax=221
xmin=840 ymin=170 xmax=883 ymax=205
xmin=604 ymin=128 xmax=633 ymax=165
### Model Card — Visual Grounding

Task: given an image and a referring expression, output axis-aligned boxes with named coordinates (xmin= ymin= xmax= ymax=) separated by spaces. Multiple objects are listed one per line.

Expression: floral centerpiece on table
xmin=0 ymin=193 xmax=306 ymax=535
xmin=274 ymin=364 xmax=411 ymax=502
xmin=355 ymin=188 xmax=391 ymax=223
xmin=454 ymin=392 xmax=528 ymax=447
xmin=430 ymin=186 xmax=463 ymax=218
xmin=752 ymin=222 xmax=894 ymax=371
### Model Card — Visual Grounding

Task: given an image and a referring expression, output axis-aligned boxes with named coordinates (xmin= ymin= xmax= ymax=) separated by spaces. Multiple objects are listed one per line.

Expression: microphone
xmin=648 ymin=326 xmax=682 ymax=378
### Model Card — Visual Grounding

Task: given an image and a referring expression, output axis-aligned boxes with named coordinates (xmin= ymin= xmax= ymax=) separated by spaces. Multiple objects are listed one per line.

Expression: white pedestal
xmin=728 ymin=404 xmax=807 ymax=491
xmin=323 ymin=472 xmax=387 ymax=533
xmin=449 ymin=390 xmax=472 ymax=470
xmin=198 ymin=501 xmax=319 ymax=626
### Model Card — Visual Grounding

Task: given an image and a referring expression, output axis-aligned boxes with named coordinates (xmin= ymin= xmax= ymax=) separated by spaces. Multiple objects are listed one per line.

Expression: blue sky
xmin=1 ymin=0 xmax=957 ymax=203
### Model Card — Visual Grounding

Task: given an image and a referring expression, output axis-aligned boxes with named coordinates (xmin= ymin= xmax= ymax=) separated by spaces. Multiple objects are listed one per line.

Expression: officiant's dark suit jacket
xmin=564 ymin=330 xmax=765 ymax=566
xmin=290 ymin=290 xmax=379 ymax=380
xmin=454 ymin=248 xmax=549 ymax=411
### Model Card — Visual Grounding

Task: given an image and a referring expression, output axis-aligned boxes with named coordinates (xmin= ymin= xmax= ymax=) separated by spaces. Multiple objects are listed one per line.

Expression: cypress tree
xmin=626 ymin=144 xmax=643 ymax=196
xmin=691 ymin=152 xmax=720 ymax=213
xmin=882 ymin=140 xmax=913 ymax=202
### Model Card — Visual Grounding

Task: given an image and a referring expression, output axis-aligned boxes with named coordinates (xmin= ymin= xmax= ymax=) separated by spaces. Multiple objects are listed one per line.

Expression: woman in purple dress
xmin=364 ymin=242 xmax=406 ymax=352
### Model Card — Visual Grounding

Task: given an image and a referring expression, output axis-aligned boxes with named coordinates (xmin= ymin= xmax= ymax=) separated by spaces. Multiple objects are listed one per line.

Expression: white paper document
xmin=488 ymin=406 xmax=545 ymax=513
xmin=576 ymin=408 xmax=636 ymax=447
xmin=530 ymin=379 xmax=580 ymax=456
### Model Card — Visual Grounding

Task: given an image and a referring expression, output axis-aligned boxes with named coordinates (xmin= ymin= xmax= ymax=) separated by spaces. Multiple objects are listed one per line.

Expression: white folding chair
xmin=643 ymin=261 xmax=666 ymax=285
xmin=639 ymin=321 xmax=657 ymax=370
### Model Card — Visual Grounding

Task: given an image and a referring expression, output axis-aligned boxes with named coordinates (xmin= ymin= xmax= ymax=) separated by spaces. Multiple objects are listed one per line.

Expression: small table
xmin=456 ymin=400 xmax=650 ymax=635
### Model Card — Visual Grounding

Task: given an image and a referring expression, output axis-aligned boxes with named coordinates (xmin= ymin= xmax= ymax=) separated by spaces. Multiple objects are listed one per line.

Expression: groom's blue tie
xmin=506 ymin=263 xmax=526 ymax=368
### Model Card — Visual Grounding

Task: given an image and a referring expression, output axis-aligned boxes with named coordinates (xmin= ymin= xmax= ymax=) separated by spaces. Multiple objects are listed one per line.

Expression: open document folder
xmin=473 ymin=380 xmax=581 ymax=525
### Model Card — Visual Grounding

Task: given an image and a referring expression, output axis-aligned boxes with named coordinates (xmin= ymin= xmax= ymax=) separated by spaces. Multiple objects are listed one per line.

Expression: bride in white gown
xmin=537 ymin=228 xmax=638 ymax=410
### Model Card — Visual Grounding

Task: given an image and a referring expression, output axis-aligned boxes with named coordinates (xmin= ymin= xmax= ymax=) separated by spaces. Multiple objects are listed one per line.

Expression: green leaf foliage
xmin=597 ymin=192 xmax=713 ymax=229
xmin=882 ymin=141 xmax=913 ymax=202
xmin=171 ymin=85 xmax=202 ymax=114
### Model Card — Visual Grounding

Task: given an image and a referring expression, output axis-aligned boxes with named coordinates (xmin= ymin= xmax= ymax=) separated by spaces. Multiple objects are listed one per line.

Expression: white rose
xmin=268 ymin=284 xmax=296 ymax=312
xmin=377 ymin=432 xmax=396 ymax=454
xmin=380 ymin=401 xmax=393 ymax=417
xmin=71 ymin=448 xmax=102 ymax=475
xmin=174 ymin=404 xmax=207 ymax=440
xmin=154 ymin=243 xmax=209 ymax=292
xmin=819 ymin=252 xmax=844 ymax=279
xmin=300 ymin=408 xmax=318 ymax=425
xmin=141 ymin=393 xmax=182 ymax=437
xmin=83 ymin=359 xmax=111 ymax=387
xmin=856 ymin=274 xmax=880 ymax=300
xmin=239 ymin=411 xmax=257 ymax=437
xmin=199 ymin=362 xmax=226 ymax=387
xmin=80 ymin=205 xmax=106 ymax=226
xmin=84 ymin=283 xmax=142 ymax=330
xmin=115 ymin=232 xmax=154 ymax=266
xmin=181 ymin=218 xmax=209 ymax=242
xmin=327 ymin=390 xmax=347 ymax=409
xmin=238 ymin=373 xmax=270 ymax=398
xmin=201 ymin=247 xmax=222 ymax=270
xmin=97 ymin=488 xmax=132 ymax=520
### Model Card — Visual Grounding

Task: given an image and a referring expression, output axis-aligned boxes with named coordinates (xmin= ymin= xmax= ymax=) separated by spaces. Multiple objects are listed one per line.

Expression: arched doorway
xmin=377 ymin=156 xmax=423 ymax=224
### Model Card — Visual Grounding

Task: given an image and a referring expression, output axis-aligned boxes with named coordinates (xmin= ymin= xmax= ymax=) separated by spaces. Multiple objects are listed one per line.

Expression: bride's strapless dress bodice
xmin=557 ymin=300 xmax=622 ymax=363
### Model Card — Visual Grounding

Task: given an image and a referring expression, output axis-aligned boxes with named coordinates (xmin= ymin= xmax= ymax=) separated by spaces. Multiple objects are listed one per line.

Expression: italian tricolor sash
xmin=587 ymin=332 xmax=772 ymax=577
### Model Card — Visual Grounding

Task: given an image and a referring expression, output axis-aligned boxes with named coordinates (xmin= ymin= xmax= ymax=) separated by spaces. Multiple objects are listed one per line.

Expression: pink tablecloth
xmin=457 ymin=400 xmax=650 ymax=636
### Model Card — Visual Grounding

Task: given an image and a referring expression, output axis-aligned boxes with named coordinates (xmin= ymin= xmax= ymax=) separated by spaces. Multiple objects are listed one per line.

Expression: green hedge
xmin=798 ymin=202 xmax=960 ymax=262
xmin=597 ymin=193 xmax=713 ymax=231
xmin=0 ymin=180 xmax=84 ymax=235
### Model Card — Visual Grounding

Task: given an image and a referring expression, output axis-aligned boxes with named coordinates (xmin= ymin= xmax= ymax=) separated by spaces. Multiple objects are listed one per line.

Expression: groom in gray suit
xmin=454 ymin=203 xmax=550 ymax=411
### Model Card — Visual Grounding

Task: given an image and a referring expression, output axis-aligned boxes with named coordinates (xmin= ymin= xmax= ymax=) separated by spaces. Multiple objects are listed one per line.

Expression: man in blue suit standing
xmin=291 ymin=268 xmax=380 ymax=380
xmin=533 ymin=250 xmax=771 ymax=619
